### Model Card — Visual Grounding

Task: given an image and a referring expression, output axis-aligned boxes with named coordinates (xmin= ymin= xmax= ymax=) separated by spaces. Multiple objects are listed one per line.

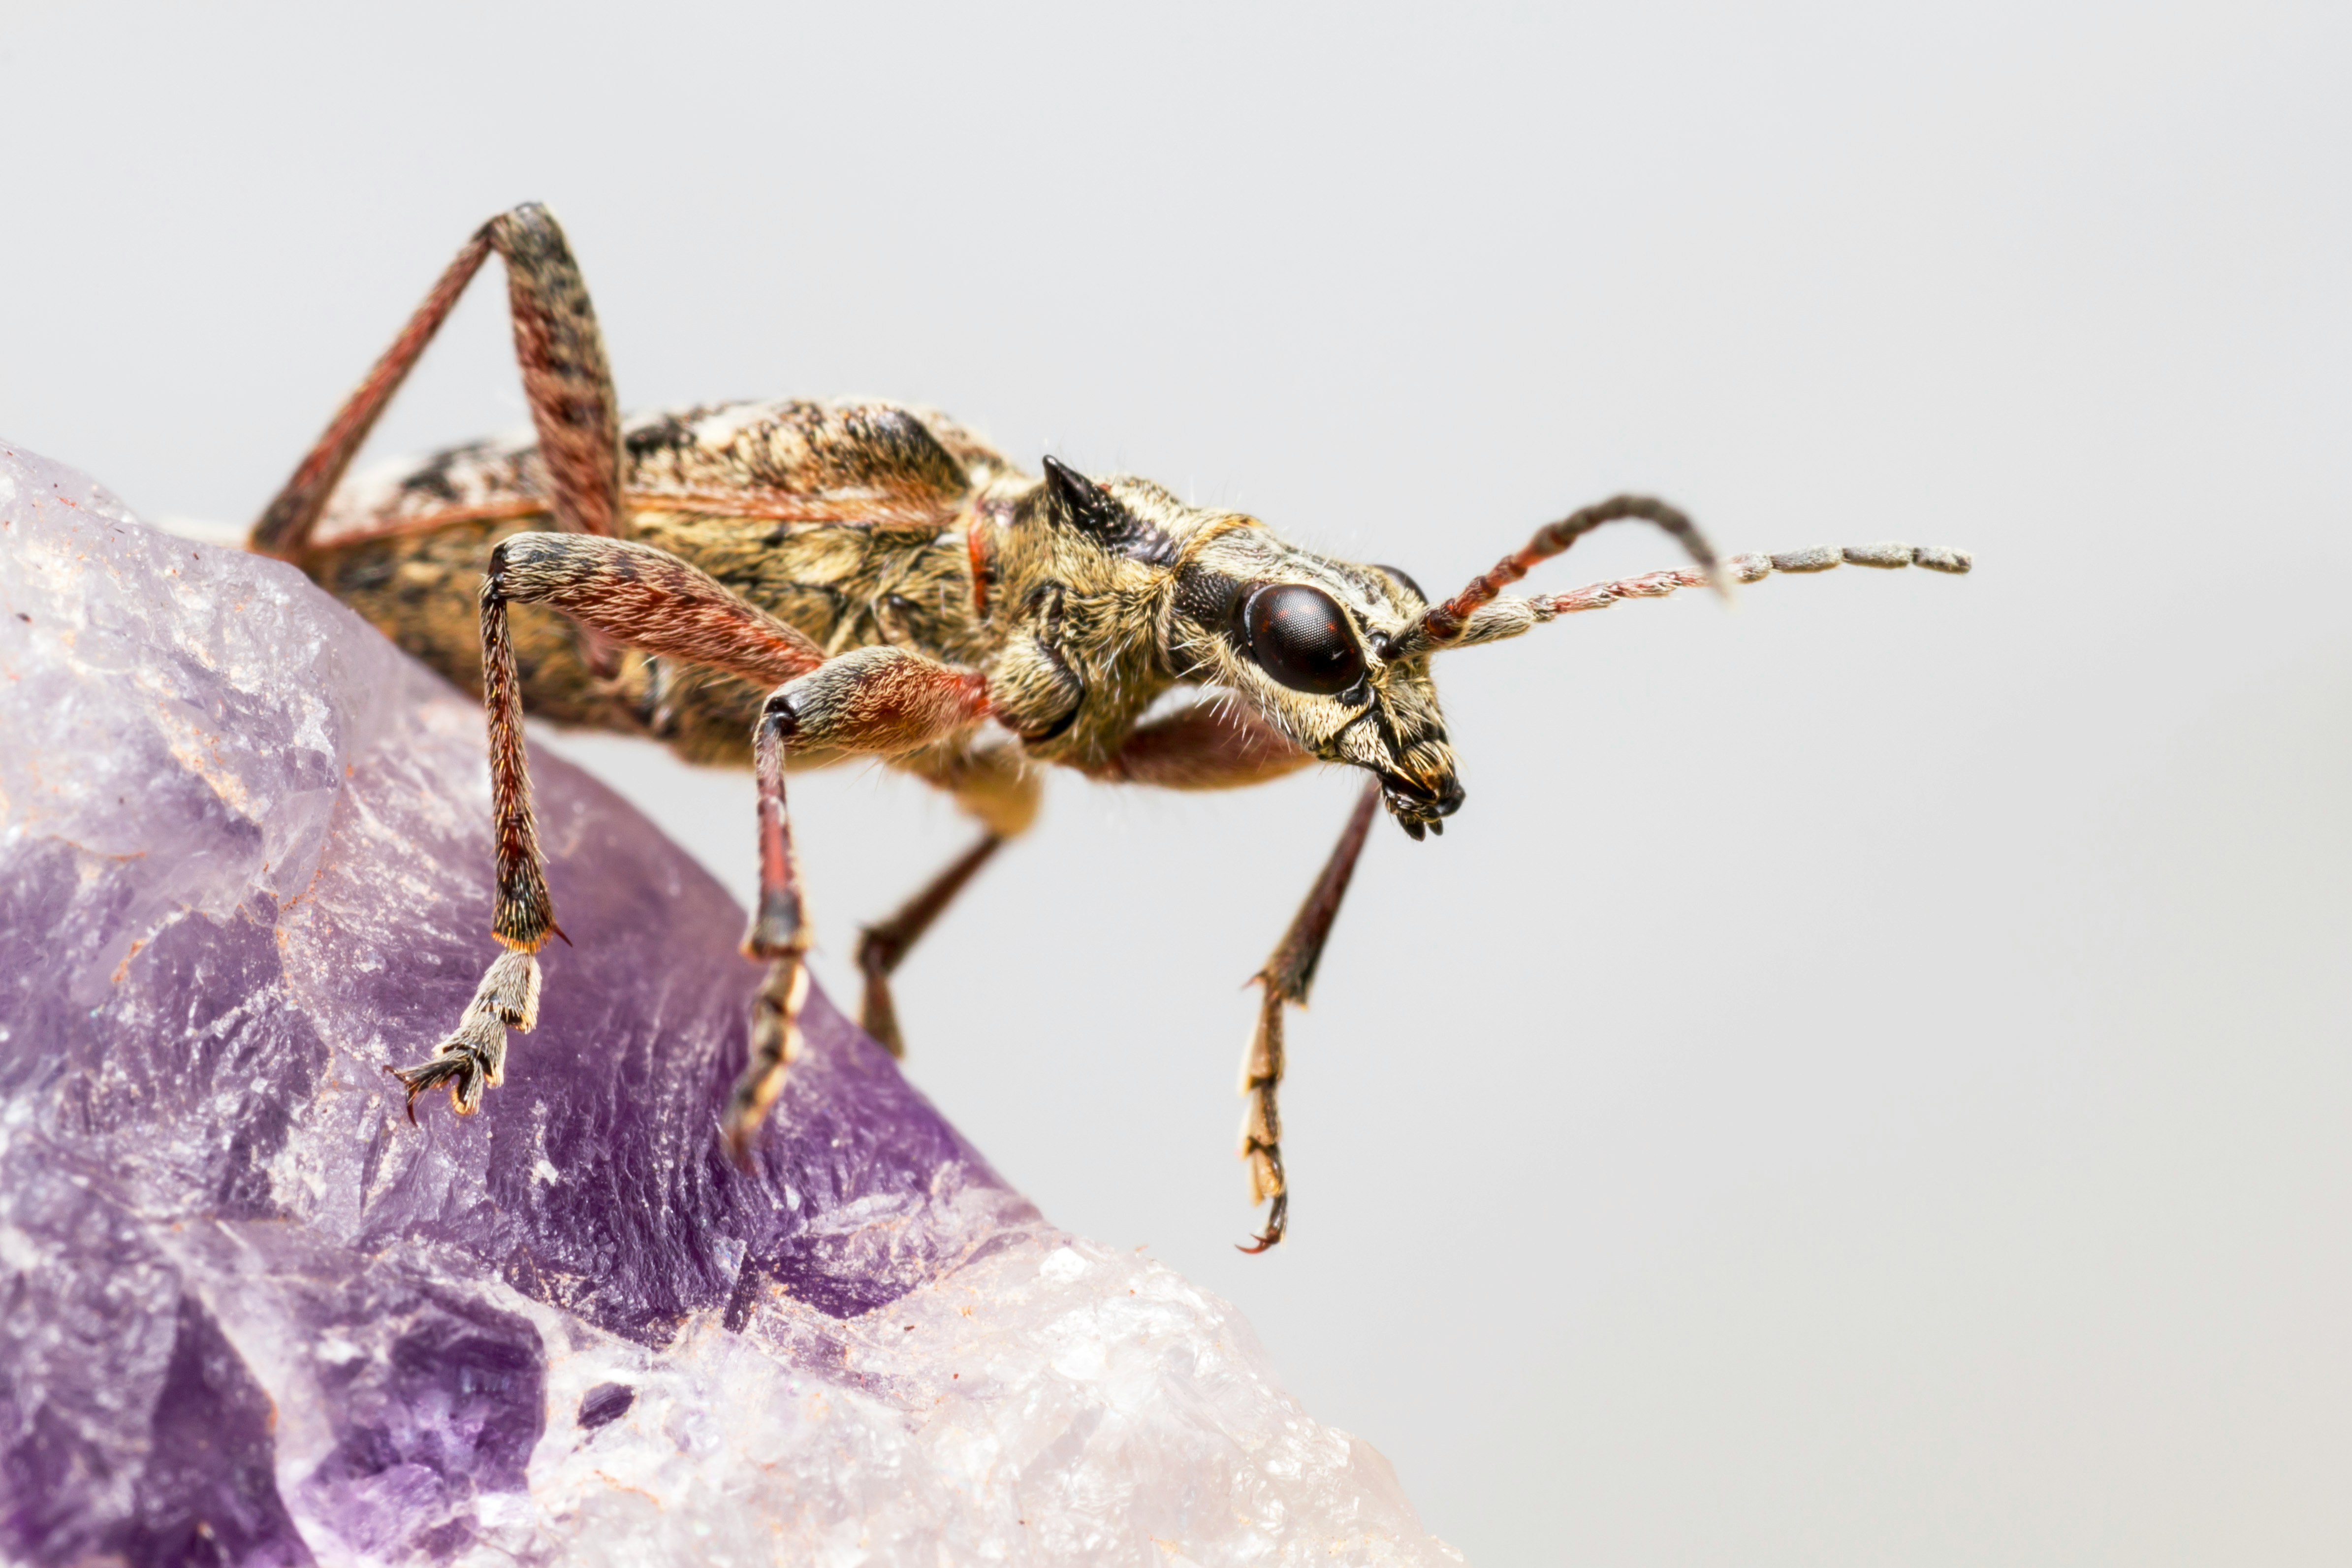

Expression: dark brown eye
xmin=1237 ymin=583 xmax=1365 ymax=695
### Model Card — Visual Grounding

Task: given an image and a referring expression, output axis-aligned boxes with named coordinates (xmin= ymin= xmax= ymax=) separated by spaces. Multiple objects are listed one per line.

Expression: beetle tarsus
xmin=1238 ymin=1194 xmax=1288 ymax=1254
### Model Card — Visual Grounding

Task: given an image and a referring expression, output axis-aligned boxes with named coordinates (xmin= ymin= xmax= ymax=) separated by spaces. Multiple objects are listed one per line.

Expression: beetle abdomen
xmin=298 ymin=397 xmax=1005 ymax=762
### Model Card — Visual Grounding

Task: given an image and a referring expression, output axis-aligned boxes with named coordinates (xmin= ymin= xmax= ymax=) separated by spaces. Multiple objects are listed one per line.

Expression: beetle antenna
xmin=1418 ymin=542 xmax=1974 ymax=650
xmin=1392 ymin=494 xmax=1722 ymax=658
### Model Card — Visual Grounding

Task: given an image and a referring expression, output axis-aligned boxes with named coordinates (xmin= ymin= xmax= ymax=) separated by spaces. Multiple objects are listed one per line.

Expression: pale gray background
xmin=5 ymin=2 xmax=2348 ymax=1561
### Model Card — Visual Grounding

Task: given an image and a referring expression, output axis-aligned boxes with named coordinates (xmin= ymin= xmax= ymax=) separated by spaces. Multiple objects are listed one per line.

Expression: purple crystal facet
xmin=0 ymin=443 xmax=1457 ymax=1566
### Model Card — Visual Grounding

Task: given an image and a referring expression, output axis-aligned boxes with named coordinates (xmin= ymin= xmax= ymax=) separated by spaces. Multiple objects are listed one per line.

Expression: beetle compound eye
xmin=1238 ymin=583 xmax=1366 ymax=696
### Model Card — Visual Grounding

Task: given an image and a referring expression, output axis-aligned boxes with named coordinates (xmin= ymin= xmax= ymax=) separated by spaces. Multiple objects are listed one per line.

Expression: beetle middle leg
xmin=725 ymin=648 xmax=994 ymax=1160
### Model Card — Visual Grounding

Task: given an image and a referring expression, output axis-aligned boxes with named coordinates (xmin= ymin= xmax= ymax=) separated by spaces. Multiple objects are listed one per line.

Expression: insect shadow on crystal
xmin=249 ymin=203 xmax=1972 ymax=1251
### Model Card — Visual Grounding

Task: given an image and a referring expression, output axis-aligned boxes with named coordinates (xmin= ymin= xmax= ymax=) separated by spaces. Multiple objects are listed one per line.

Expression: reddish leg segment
xmin=728 ymin=705 xmax=814 ymax=1162
xmin=1083 ymin=699 xmax=1313 ymax=791
xmin=252 ymin=203 xmax=623 ymax=563
xmin=483 ymin=532 xmax=825 ymax=687
xmin=390 ymin=533 xmax=869 ymax=1124
xmin=482 ymin=534 xmax=824 ymax=950
xmin=838 ymin=737 xmax=1049 ymax=1057
xmin=721 ymin=647 xmax=994 ymax=1162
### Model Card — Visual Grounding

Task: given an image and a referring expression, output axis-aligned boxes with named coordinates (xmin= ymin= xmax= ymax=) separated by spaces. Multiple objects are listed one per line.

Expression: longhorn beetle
xmin=249 ymin=204 xmax=1971 ymax=1251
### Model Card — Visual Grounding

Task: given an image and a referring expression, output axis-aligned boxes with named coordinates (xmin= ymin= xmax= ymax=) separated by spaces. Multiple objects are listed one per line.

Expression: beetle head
xmin=1172 ymin=520 xmax=1464 ymax=838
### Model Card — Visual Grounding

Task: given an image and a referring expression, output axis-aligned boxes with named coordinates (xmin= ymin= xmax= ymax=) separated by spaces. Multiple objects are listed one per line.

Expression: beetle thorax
xmin=975 ymin=460 xmax=1464 ymax=831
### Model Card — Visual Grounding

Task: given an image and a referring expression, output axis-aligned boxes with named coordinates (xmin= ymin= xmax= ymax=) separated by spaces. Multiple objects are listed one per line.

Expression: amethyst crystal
xmin=0 ymin=443 xmax=1458 ymax=1566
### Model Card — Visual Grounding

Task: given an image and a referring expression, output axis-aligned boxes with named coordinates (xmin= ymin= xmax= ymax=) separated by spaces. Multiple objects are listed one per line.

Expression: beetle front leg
xmin=1085 ymin=702 xmax=1372 ymax=1251
xmin=731 ymin=704 xmax=813 ymax=1163
xmin=723 ymin=648 xmax=994 ymax=1163
xmin=1237 ymin=778 xmax=1382 ymax=1252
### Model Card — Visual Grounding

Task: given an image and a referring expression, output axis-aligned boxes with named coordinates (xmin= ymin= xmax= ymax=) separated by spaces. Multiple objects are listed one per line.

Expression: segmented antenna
xmin=1401 ymin=494 xmax=1722 ymax=656
xmin=1424 ymin=543 xmax=1974 ymax=650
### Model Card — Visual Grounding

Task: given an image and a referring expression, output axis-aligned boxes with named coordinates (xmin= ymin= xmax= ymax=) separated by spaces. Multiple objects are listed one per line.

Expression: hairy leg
xmin=731 ymin=705 xmax=814 ymax=1164
xmin=1238 ymin=778 xmax=1383 ymax=1253
xmin=722 ymin=648 xmax=994 ymax=1162
xmin=252 ymin=203 xmax=623 ymax=564
xmin=391 ymin=532 xmax=826 ymax=1120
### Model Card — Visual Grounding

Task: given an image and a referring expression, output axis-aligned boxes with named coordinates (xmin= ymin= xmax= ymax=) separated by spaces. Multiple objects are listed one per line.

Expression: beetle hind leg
xmin=393 ymin=531 xmax=824 ymax=1129
xmin=251 ymin=203 xmax=625 ymax=568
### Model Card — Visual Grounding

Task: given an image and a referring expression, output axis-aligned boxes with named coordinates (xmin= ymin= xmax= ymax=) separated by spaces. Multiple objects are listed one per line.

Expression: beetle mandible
xmin=248 ymin=203 xmax=1971 ymax=1250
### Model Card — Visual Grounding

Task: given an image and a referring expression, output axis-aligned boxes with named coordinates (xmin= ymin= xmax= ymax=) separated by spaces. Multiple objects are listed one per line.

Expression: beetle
xmin=248 ymin=203 xmax=1970 ymax=1250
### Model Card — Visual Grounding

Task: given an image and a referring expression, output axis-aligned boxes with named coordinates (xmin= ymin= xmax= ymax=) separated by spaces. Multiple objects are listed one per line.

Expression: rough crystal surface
xmin=0 ymin=443 xmax=1460 ymax=1566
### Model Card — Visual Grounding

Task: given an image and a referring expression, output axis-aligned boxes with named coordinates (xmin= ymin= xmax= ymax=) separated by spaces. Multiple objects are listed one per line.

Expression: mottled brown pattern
xmin=257 ymin=203 xmax=1969 ymax=1248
